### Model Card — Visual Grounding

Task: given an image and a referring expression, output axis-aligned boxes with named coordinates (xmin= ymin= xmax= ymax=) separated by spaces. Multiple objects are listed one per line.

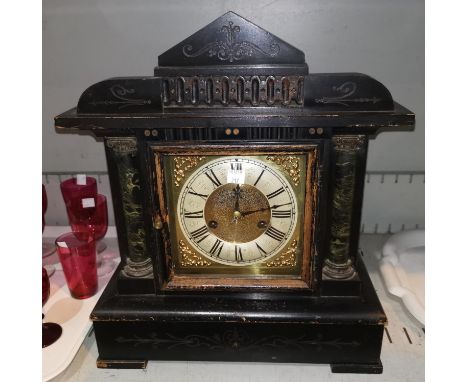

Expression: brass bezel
xmin=152 ymin=143 xmax=319 ymax=290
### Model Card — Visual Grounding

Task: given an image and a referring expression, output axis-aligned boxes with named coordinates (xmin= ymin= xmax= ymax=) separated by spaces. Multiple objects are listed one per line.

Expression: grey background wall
xmin=42 ymin=0 xmax=424 ymax=231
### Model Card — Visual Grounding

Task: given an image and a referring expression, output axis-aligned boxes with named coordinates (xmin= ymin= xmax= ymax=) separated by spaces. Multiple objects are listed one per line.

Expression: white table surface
xmin=47 ymin=234 xmax=425 ymax=382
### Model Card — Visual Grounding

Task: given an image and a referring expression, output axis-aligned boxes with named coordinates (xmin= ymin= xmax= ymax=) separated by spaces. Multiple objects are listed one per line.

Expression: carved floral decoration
xmin=315 ymin=82 xmax=382 ymax=107
xmin=115 ymin=328 xmax=360 ymax=351
xmin=183 ymin=21 xmax=280 ymax=62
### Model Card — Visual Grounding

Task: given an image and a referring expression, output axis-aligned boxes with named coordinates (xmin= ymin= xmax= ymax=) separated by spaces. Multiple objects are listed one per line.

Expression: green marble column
xmin=322 ymin=135 xmax=365 ymax=280
xmin=106 ymin=137 xmax=153 ymax=277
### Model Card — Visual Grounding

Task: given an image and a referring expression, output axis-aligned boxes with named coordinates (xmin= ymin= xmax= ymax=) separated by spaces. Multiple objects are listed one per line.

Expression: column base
xmin=322 ymin=258 xmax=356 ymax=280
xmin=123 ymin=257 xmax=153 ymax=277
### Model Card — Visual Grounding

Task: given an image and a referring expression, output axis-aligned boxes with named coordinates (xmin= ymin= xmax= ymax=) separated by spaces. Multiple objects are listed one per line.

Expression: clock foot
xmin=97 ymin=357 xmax=147 ymax=369
xmin=321 ymin=254 xmax=364 ymax=296
xmin=330 ymin=360 xmax=383 ymax=374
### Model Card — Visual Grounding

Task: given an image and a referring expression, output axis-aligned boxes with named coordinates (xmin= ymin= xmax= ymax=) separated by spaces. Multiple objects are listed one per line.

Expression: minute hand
xmin=241 ymin=202 xmax=292 ymax=217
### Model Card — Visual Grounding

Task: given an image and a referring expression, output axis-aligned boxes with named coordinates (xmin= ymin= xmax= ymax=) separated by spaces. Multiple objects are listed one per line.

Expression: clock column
xmin=105 ymin=137 xmax=153 ymax=282
xmin=322 ymin=135 xmax=367 ymax=281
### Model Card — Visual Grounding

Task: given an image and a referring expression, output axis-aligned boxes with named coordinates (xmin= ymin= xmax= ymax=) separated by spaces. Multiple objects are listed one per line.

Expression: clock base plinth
xmin=91 ymin=254 xmax=386 ymax=374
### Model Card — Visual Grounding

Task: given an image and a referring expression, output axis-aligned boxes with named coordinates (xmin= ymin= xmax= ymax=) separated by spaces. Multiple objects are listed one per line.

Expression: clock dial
xmin=177 ymin=157 xmax=298 ymax=266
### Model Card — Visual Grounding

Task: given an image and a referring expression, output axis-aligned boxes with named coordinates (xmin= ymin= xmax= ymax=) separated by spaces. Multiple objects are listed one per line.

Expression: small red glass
xmin=42 ymin=267 xmax=62 ymax=348
xmin=60 ymin=176 xmax=98 ymax=207
xmin=66 ymin=194 xmax=108 ymax=242
xmin=55 ymin=233 xmax=98 ymax=299
xmin=66 ymin=194 xmax=113 ymax=276
xmin=61 ymin=176 xmax=107 ymax=254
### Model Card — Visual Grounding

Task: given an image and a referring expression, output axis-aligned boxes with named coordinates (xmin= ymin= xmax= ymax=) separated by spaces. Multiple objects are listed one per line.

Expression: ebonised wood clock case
xmin=55 ymin=12 xmax=415 ymax=374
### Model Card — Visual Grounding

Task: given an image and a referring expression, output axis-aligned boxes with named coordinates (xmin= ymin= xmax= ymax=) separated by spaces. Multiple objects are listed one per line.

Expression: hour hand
xmin=234 ymin=184 xmax=241 ymax=212
xmin=232 ymin=184 xmax=242 ymax=223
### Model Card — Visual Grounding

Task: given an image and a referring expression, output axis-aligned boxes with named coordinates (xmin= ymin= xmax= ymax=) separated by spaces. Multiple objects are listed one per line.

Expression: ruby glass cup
xmin=65 ymin=194 xmax=113 ymax=276
xmin=66 ymin=194 xmax=108 ymax=242
xmin=67 ymin=194 xmax=114 ymax=277
xmin=55 ymin=233 xmax=98 ymax=299
xmin=61 ymin=176 xmax=107 ymax=254
xmin=60 ymin=176 xmax=98 ymax=207
xmin=42 ymin=267 xmax=62 ymax=348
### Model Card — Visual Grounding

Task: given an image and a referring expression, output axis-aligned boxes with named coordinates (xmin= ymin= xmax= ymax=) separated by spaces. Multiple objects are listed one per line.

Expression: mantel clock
xmin=55 ymin=12 xmax=414 ymax=374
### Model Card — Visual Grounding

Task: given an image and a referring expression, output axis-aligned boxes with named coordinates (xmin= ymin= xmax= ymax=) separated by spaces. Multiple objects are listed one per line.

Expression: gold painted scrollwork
xmin=179 ymin=240 xmax=212 ymax=267
xmin=106 ymin=137 xmax=152 ymax=276
xmin=265 ymin=240 xmax=297 ymax=267
xmin=266 ymin=155 xmax=300 ymax=187
xmin=174 ymin=156 xmax=205 ymax=186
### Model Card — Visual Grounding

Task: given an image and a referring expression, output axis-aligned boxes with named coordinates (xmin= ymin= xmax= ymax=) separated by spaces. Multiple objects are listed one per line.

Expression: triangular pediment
xmin=158 ymin=12 xmax=305 ymax=67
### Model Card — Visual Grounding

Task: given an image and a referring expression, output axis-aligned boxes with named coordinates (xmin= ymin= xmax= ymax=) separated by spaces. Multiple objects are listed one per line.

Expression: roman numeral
xmin=235 ymin=245 xmax=243 ymax=262
xmin=190 ymin=226 xmax=209 ymax=243
xmin=256 ymin=243 xmax=268 ymax=256
xmin=205 ymin=169 xmax=222 ymax=187
xmin=271 ymin=210 xmax=292 ymax=218
xmin=253 ymin=170 xmax=265 ymax=186
xmin=184 ymin=210 xmax=204 ymax=219
xmin=230 ymin=162 xmax=242 ymax=171
xmin=188 ymin=188 xmax=208 ymax=200
xmin=209 ymin=239 xmax=224 ymax=257
xmin=266 ymin=187 xmax=285 ymax=200
xmin=265 ymin=226 xmax=285 ymax=242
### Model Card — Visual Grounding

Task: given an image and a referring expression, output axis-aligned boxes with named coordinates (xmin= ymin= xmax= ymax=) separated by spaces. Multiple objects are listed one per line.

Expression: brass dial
xmin=204 ymin=184 xmax=270 ymax=243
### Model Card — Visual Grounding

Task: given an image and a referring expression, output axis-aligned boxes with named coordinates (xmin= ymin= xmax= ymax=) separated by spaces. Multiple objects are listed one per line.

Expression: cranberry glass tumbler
xmin=60 ymin=176 xmax=98 ymax=207
xmin=67 ymin=194 xmax=108 ymax=242
xmin=55 ymin=233 xmax=98 ymax=299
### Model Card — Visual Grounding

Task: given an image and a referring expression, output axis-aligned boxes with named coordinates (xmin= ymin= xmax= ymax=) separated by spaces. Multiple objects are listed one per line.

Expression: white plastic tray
xmin=42 ymin=226 xmax=120 ymax=382
xmin=379 ymin=229 xmax=425 ymax=324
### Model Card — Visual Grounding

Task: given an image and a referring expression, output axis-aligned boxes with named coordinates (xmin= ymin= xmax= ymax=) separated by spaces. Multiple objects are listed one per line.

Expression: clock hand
xmin=241 ymin=202 xmax=292 ymax=217
xmin=232 ymin=184 xmax=242 ymax=223
xmin=234 ymin=184 xmax=241 ymax=212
